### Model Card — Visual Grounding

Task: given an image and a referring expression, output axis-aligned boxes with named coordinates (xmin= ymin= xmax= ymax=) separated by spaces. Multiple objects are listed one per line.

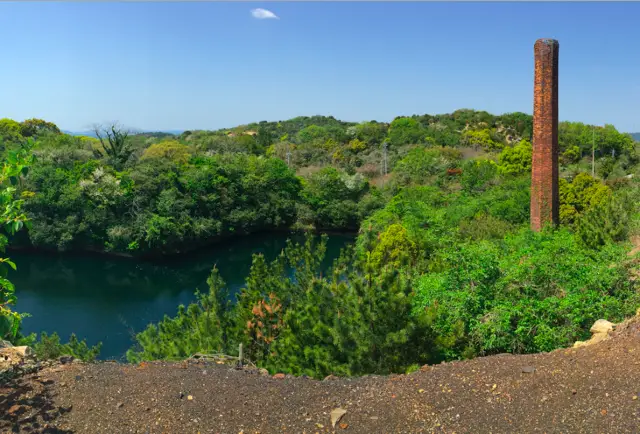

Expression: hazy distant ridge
xmin=62 ymin=130 xmax=184 ymax=138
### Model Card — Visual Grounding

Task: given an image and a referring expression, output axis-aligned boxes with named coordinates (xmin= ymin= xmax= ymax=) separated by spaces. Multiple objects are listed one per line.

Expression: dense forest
xmin=1 ymin=110 xmax=639 ymax=376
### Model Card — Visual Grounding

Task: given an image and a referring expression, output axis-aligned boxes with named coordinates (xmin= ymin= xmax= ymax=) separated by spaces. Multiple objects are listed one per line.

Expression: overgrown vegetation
xmin=27 ymin=332 xmax=102 ymax=362
xmin=1 ymin=111 xmax=638 ymax=373
xmin=0 ymin=143 xmax=103 ymax=361
xmin=0 ymin=142 xmax=34 ymax=342
xmin=0 ymin=112 xmax=635 ymax=257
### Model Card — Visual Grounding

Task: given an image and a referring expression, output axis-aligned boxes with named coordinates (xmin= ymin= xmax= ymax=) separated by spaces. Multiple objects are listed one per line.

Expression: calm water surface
xmin=12 ymin=233 xmax=353 ymax=360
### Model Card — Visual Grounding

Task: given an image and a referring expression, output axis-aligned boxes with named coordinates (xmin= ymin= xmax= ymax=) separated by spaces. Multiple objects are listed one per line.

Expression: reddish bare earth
xmin=2 ymin=316 xmax=640 ymax=434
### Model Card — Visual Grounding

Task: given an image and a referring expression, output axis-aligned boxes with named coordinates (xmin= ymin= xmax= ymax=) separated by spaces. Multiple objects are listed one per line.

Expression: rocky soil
xmin=2 ymin=315 xmax=640 ymax=434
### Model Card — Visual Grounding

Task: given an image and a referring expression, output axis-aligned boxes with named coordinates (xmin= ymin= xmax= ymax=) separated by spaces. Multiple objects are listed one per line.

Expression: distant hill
xmin=631 ymin=133 xmax=640 ymax=141
xmin=62 ymin=130 xmax=99 ymax=138
xmin=62 ymin=129 xmax=184 ymax=138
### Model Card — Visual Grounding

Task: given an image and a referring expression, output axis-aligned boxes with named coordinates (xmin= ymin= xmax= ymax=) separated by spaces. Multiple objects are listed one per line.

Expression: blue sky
xmin=1 ymin=2 xmax=639 ymax=132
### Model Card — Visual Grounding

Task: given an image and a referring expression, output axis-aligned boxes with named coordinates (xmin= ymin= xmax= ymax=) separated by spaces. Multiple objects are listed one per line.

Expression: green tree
xmin=20 ymin=118 xmax=61 ymax=138
xmin=0 ymin=118 xmax=24 ymax=149
xmin=462 ymin=129 xmax=503 ymax=151
xmin=0 ymin=143 xmax=34 ymax=341
xmin=93 ymin=123 xmax=134 ymax=170
xmin=460 ymin=158 xmax=498 ymax=193
xmin=256 ymin=125 xmax=273 ymax=151
xmin=575 ymin=193 xmax=633 ymax=249
xmin=297 ymin=125 xmax=327 ymax=143
xmin=31 ymin=332 xmax=102 ymax=362
xmin=559 ymin=173 xmax=611 ymax=225
xmin=127 ymin=267 xmax=231 ymax=362
xmin=498 ymin=139 xmax=532 ymax=175
xmin=387 ymin=117 xmax=423 ymax=147
xmin=392 ymin=147 xmax=462 ymax=186
xmin=496 ymin=112 xmax=533 ymax=140
xmin=352 ymin=121 xmax=388 ymax=146
xmin=141 ymin=140 xmax=192 ymax=164
xmin=298 ymin=167 xmax=369 ymax=230
xmin=370 ymin=223 xmax=418 ymax=269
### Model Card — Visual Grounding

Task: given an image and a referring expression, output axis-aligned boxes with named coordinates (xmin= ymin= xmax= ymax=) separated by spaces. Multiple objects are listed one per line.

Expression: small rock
xmin=340 ymin=423 xmax=349 ymax=429
xmin=273 ymin=373 xmax=286 ymax=379
xmin=590 ymin=320 xmax=614 ymax=335
xmin=59 ymin=356 xmax=74 ymax=364
xmin=8 ymin=404 xmax=26 ymax=417
xmin=13 ymin=346 xmax=33 ymax=357
xmin=179 ymin=392 xmax=184 ymax=399
xmin=331 ymin=408 xmax=347 ymax=428
xmin=521 ymin=366 xmax=536 ymax=374
xmin=116 ymin=402 xmax=124 ymax=408
xmin=75 ymin=375 xmax=83 ymax=382
xmin=572 ymin=389 xmax=577 ymax=395
xmin=187 ymin=395 xmax=193 ymax=401
xmin=258 ymin=368 xmax=269 ymax=376
xmin=600 ymin=409 xmax=608 ymax=416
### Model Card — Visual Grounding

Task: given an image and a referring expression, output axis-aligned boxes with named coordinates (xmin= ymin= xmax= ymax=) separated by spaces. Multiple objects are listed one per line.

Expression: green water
xmin=12 ymin=233 xmax=354 ymax=361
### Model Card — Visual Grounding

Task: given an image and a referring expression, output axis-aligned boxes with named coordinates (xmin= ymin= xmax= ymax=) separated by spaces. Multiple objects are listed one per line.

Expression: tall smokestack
xmin=530 ymin=38 xmax=559 ymax=231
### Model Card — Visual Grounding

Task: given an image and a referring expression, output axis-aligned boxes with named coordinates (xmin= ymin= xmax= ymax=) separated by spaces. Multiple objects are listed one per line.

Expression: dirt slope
xmin=2 ymin=317 xmax=640 ymax=434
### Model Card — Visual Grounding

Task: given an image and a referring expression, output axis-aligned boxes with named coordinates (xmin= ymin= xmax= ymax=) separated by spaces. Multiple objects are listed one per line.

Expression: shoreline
xmin=7 ymin=227 xmax=359 ymax=263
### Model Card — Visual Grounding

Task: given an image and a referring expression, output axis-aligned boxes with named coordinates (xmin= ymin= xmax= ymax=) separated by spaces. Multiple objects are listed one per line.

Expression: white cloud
xmin=251 ymin=8 xmax=279 ymax=20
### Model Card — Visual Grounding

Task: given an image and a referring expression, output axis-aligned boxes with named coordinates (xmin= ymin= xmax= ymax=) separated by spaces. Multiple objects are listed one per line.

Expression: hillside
xmin=631 ymin=132 xmax=640 ymax=141
xmin=3 ymin=314 xmax=640 ymax=433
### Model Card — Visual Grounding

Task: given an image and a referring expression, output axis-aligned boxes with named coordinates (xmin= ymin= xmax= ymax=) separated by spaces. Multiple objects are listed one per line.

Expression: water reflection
xmin=12 ymin=233 xmax=353 ymax=360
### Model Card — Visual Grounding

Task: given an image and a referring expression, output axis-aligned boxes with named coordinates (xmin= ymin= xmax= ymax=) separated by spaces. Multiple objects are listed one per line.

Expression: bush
xmin=460 ymin=159 xmax=498 ymax=193
xmin=141 ymin=140 xmax=192 ymax=164
xmin=575 ymin=193 xmax=633 ymax=249
xmin=498 ymin=140 xmax=532 ymax=175
xmin=413 ymin=228 xmax=639 ymax=359
xmin=129 ymin=235 xmax=435 ymax=378
xmin=298 ymin=167 xmax=370 ymax=230
xmin=25 ymin=332 xmax=102 ymax=362
xmin=392 ymin=147 xmax=462 ymax=187
xmin=559 ymin=173 xmax=611 ymax=225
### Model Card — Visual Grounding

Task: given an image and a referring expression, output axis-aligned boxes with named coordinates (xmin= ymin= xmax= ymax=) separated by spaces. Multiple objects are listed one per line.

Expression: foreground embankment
xmin=2 ymin=315 xmax=640 ymax=433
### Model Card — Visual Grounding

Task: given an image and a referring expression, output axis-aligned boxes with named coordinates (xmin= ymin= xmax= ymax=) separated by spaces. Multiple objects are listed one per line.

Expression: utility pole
xmin=286 ymin=147 xmax=292 ymax=167
xmin=382 ymin=142 xmax=388 ymax=176
xmin=592 ymin=126 xmax=595 ymax=177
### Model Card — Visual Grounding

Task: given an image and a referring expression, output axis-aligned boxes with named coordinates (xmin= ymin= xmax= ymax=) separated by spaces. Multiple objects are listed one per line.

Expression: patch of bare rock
xmin=2 ymin=314 xmax=640 ymax=433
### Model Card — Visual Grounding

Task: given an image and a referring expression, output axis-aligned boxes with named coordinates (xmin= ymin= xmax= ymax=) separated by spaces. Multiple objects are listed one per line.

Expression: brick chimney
xmin=530 ymin=39 xmax=559 ymax=231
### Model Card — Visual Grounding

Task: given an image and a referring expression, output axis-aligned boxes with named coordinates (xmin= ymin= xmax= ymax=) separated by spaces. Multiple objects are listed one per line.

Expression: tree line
xmin=0 ymin=110 xmax=638 ymax=372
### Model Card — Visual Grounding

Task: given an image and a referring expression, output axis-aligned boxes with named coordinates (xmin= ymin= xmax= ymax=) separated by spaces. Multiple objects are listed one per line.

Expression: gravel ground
xmin=2 ymin=317 xmax=640 ymax=434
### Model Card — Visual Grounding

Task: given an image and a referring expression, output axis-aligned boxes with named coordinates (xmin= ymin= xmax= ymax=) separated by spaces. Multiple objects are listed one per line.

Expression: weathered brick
xmin=531 ymin=38 xmax=559 ymax=231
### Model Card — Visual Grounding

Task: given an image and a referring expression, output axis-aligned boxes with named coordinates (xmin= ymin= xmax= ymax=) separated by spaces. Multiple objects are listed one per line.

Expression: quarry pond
xmin=12 ymin=233 xmax=354 ymax=360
